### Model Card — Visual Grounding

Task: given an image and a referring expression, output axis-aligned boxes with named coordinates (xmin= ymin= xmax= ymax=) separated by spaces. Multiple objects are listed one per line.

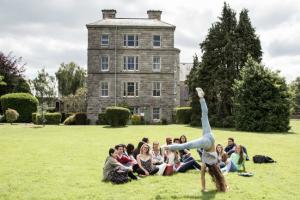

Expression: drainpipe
xmin=114 ymin=25 xmax=117 ymax=106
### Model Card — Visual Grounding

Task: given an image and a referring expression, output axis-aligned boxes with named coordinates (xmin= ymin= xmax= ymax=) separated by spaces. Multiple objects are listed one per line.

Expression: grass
xmin=0 ymin=120 xmax=300 ymax=200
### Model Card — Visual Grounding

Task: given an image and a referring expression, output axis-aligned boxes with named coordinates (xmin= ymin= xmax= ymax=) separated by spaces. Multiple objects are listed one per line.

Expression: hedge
xmin=63 ymin=115 xmax=75 ymax=125
xmin=106 ymin=106 xmax=130 ymax=127
xmin=73 ymin=112 xmax=88 ymax=125
xmin=98 ymin=113 xmax=108 ymax=125
xmin=0 ymin=93 xmax=38 ymax=122
xmin=35 ymin=112 xmax=62 ymax=125
xmin=175 ymin=107 xmax=192 ymax=124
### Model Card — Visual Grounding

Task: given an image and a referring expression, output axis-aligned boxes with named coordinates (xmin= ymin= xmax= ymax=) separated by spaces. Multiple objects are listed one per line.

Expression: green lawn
xmin=0 ymin=120 xmax=300 ymax=200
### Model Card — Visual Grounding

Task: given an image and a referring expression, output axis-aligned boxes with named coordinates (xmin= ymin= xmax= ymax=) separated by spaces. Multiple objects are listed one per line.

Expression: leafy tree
xmin=233 ymin=56 xmax=291 ymax=132
xmin=0 ymin=75 xmax=6 ymax=86
xmin=290 ymin=77 xmax=300 ymax=116
xmin=0 ymin=52 xmax=31 ymax=96
xmin=31 ymin=68 xmax=56 ymax=101
xmin=61 ymin=87 xmax=87 ymax=113
xmin=186 ymin=3 xmax=262 ymax=127
xmin=55 ymin=62 xmax=86 ymax=96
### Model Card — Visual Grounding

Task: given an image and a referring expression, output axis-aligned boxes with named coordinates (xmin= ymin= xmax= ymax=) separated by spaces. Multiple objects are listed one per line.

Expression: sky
xmin=0 ymin=0 xmax=299 ymax=82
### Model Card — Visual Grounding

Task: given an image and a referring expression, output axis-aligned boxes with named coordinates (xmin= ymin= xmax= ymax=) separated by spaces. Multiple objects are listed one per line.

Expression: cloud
xmin=0 ymin=0 xmax=299 ymax=83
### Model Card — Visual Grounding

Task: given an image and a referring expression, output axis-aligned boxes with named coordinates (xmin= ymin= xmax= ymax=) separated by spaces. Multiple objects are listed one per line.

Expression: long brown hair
xmin=236 ymin=145 xmax=244 ymax=165
xmin=207 ymin=164 xmax=227 ymax=192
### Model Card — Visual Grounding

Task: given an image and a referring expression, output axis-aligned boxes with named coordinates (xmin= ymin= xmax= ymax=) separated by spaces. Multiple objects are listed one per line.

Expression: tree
xmin=0 ymin=75 xmax=6 ymax=86
xmin=55 ymin=62 xmax=86 ymax=96
xmin=290 ymin=77 xmax=300 ymax=116
xmin=0 ymin=52 xmax=31 ymax=96
xmin=186 ymin=3 xmax=262 ymax=127
xmin=61 ymin=87 xmax=87 ymax=113
xmin=233 ymin=56 xmax=291 ymax=132
xmin=31 ymin=68 xmax=56 ymax=126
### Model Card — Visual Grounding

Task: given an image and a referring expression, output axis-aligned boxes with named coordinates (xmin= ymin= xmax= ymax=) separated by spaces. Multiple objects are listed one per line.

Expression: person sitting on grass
xmin=151 ymin=141 xmax=167 ymax=175
xmin=225 ymin=138 xmax=249 ymax=160
xmin=103 ymin=148 xmax=137 ymax=184
xmin=115 ymin=144 xmax=134 ymax=167
xmin=126 ymin=143 xmax=139 ymax=172
xmin=179 ymin=135 xmax=192 ymax=161
xmin=216 ymin=144 xmax=228 ymax=169
xmin=136 ymin=143 xmax=159 ymax=176
xmin=133 ymin=141 xmax=145 ymax=159
xmin=165 ymin=87 xmax=227 ymax=192
xmin=222 ymin=145 xmax=247 ymax=173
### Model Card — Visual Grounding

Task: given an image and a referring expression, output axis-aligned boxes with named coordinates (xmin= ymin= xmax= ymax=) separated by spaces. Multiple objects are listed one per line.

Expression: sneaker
xmin=196 ymin=87 xmax=205 ymax=98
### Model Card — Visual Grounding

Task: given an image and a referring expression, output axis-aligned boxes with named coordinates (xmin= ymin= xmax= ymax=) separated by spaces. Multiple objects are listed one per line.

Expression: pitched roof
xmin=86 ymin=18 xmax=175 ymax=28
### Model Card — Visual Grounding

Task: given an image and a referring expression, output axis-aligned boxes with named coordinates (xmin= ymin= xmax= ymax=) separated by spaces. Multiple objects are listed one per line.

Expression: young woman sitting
xmin=222 ymin=145 xmax=246 ymax=173
xmin=216 ymin=144 xmax=228 ymax=168
xmin=136 ymin=143 xmax=159 ymax=176
xmin=151 ymin=141 xmax=167 ymax=175
xmin=103 ymin=148 xmax=137 ymax=184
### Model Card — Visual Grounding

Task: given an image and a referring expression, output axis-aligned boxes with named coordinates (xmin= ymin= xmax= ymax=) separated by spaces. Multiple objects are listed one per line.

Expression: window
xmin=123 ymin=56 xmax=139 ymax=71
xmin=152 ymin=56 xmax=161 ymax=71
xmin=101 ymin=55 xmax=109 ymax=71
xmin=152 ymin=82 xmax=161 ymax=97
xmin=101 ymin=35 xmax=109 ymax=45
xmin=100 ymin=82 xmax=109 ymax=97
xmin=153 ymin=35 xmax=161 ymax=47
xmin=123 ymin=82 xmax=139 ymax=97
xmin=124 ymin=35 xmax=138 ymax=47
xmin=152 ymin=108 xmax=160 ymax=120
xmin=130 ymin=107 xmax=140 ymax=115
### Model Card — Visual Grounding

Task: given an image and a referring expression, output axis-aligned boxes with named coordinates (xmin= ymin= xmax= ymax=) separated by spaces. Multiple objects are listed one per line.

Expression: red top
xmin=116 ymin=155 xmax=132 ymax=165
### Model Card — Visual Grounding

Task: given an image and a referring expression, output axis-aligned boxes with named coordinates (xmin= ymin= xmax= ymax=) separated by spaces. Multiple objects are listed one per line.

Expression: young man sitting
xmin=224 ymin=138 xmax=249 ymax=161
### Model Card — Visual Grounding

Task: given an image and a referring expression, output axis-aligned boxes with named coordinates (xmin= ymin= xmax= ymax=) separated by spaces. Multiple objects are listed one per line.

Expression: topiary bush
xmin=73 ymin=112 xmax=87 ymax=125
xmin=98 ymin=113 xmax=107 ymax=125
xmin=106 ymin=106 xmax=130 ymax=127
xmin=5 ymin=108 xmax=19 ymax=124
xmin=35 ymin=112 xmax=62 ymax=125
xmin=131 ymin=114 xmax=141 ymax=125
xmin=175 ymin=107 xmax=192 ymax=124
xmin=0 ymin=93 xmax=38 ymax=122
xmin=32 ymin=112 xmax=37 ymax=124
xmin=233 ymin=56 xmax=291 ymax=132
xmin=63 ymin=115 xmax=75 ymax=125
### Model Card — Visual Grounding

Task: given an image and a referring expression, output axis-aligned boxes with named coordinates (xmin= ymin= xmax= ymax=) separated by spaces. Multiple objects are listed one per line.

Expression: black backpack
xmin=253 ymin=155 xmax=276 ymax=163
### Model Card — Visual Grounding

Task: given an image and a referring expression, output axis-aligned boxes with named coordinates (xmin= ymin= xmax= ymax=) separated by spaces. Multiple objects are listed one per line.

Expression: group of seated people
xmin=103 ymin=136 xmax=249 ymax=184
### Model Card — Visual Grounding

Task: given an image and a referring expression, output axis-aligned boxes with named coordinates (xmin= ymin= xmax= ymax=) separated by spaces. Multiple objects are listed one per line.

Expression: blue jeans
xmin=168 ymin=98 xmax=215 ymax=151
xmin=221 ymin=160 xmax=238 ymax=173
xmin=177 ymin=157 xmax=201 ymax=172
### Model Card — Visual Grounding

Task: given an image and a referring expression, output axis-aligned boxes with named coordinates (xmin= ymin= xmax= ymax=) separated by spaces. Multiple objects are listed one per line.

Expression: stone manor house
xmin=86 ymin=9 xmax=182 ymax=124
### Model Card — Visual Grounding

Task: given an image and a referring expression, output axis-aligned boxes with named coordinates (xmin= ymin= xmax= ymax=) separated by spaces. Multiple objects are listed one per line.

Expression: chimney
xmin=147 ymin=10 xmax=162 ymax=20
xmin=102 ymin=9 xmax=117 ymax=19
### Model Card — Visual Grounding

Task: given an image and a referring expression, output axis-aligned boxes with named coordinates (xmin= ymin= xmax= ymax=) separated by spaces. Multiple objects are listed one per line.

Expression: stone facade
xmin=86 ymin=10 xmax=180 ymax=124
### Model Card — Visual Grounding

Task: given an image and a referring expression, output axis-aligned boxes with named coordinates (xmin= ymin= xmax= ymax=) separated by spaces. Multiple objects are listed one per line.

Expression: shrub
xmin=5 ymin=108 xmax=19 ymax=124
xmin=97 ymin=113 xmax=107 ymax=125
xmin=32 ymin=112 xmax=37 ymax=124
xmin=233 ymin=56 xmax=291 ymax=132
xmin=0 ymin=93 xmax=38 ymax=122
xmin=131 ymin=114 xmax=142 ymax=125
xmin=175 ymin=107 xmax=192 ymax=124
xmin=161 ymin=118 xmax=168 ymax=125
xmin=46 ymin=107 xmax=56 ymax=113
xmin=63 ymin=115 xmax=75 ymax=125
xmin=35 ymin=112 xmax=62 ymax=125
xmin=73 ymin=112 xmax=87 ymax=125
xmin=106 ymin=106 xmax=130 ymax=127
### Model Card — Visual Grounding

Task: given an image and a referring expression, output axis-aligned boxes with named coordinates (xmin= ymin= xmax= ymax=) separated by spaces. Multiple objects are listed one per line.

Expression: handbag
xmin=163 ymin=164 xmax=174 ymax=176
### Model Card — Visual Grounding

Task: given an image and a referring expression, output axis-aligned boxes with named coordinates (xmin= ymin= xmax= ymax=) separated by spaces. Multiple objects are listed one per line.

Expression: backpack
xmin=253 ymin=155 xmax=276 ymax=163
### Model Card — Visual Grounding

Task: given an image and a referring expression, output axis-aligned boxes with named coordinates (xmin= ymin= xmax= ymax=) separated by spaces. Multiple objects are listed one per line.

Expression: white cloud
xmin=0 ymin=0 xmax=299 ymax=82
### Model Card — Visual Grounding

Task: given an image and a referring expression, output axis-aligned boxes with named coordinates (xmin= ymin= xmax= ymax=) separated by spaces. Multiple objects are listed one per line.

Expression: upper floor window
xmin=124 ymin=35 xmax=138 ymax=47
xmin=100 ymin=55 xmax=109 ymax=71
xmin=100 ymin=82 xmax=109 ymax=97
xmin=101 ymin=35 xmax=109 ymax=46
xmin=123 ymin=82 xmax=139 ymax=97
xmin=152 ymin=82 xmax=161 ymax=97
xmin=152 ymin=56 xmax=161 ymax=71
xmin=123 ymin=56 xmax=139 ymax=71
xmin=153 ymin=35 xmax=161 ymax=47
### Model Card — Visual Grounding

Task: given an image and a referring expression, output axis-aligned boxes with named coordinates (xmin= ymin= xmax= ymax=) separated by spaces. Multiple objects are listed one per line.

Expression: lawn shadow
xmin=102 ymin=125 xmax=129 ymax=129
xmin=170 ymin=190 xmax=217 ymax=200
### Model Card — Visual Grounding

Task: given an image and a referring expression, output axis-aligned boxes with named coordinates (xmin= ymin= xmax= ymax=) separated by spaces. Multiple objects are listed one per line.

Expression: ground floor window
xmin=152 ymin=107 xmax=160 ymax=120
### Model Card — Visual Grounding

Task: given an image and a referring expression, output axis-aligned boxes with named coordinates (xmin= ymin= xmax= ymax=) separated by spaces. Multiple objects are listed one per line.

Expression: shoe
xmin=196 ymin=87 xmax=205 ymax=98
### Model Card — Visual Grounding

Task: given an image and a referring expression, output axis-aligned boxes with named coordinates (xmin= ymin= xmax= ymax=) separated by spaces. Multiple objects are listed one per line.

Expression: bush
xmin=46 ymin=107 xmax=56 ymax=113
xmin=35 ymin=112 xmax=62 ymax=125
xmin=32 ymin=113 xmax=37 ymax=124
xmin=63 ymin=115 xmax=75 ymax=125
xmin=98 ymin=113 xmax=108 ymax=125
xmin=0 ymin=93 xmax=38 ymax=122
xmin=73 ymin=112 xmax=87 ymax=125
xmin=106 ymin=107 xmax=130 ymax=127
xmin=5 ymin=108 xmax=19 ymax=124
xmin=61 ymin=113 xmax=74 ymax=123
xmin=233 ymin=56 xmax=291 ymax=132
xmin=161 ymin=118 xmax=168 ymax=125
xmin=131 ymin=114 xmax=142 ymax=125
xmin=175 ymin=107 xmax=192 ymax=124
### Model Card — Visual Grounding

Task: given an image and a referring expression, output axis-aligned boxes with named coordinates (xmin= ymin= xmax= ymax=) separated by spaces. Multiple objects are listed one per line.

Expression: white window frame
xmin=123 ymin=34 xmax=139 ymax=47
xmin=100 ymin=82 xmax=109 ymax=97
xmin=153 ymin=35 xmax=161 ymax=47
xmin=152 ymin=56 xmax=161 ymax=72
xmin=123 ymin=82 xmax=139 ymax=97
xmin=152 ymin=82 xmax=161 ymax=97
xmin=123 ymin=56 xmax=139 ymax=71
xmin=101 ymin=34 xmax=109 ymax=46
xmin=100 ymin=55 xmax=109 ymax=71
xmin=152 ymin=107 xmax=161 ymax=121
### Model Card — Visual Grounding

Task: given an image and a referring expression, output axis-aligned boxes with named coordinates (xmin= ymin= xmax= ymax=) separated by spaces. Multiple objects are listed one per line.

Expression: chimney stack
xmin=102 ymin=9 xmax=117 ymax=19
xmin=147 ymin=10 xmax=162 ymax=20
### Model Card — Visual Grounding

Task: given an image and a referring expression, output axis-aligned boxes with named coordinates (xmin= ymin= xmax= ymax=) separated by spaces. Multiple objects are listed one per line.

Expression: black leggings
xmin=136 ymin=167 xmax=159 ymax=175
xmin=128 ymin=171 xmax=138 ymax=180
